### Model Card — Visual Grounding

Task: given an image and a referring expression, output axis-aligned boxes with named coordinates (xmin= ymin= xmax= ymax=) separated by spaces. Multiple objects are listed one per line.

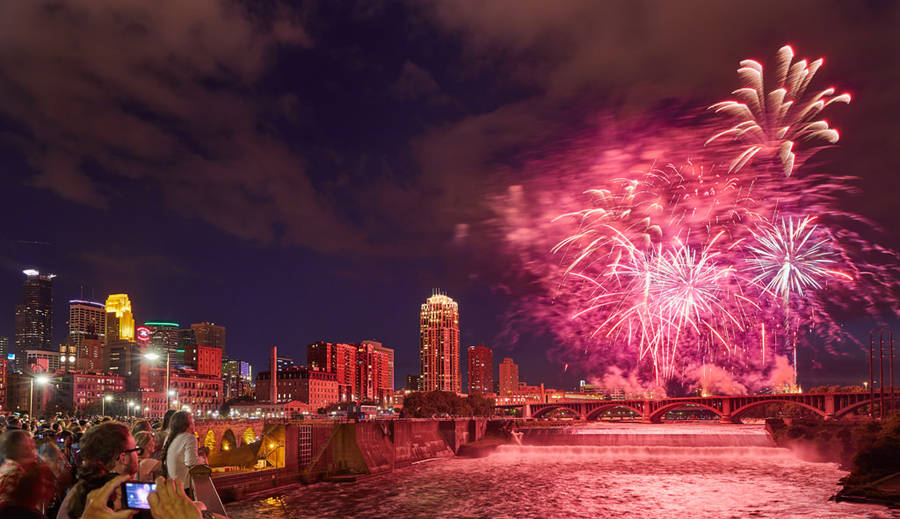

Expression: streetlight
xmin=127 ymin=401 xmax=135 ymax=417
xmin=30 ymin=375 xmax=50 ymax=417
xmin=103 ymin=394 xmax=113 ymax=416
xmin=145 ymin=351 xmax=172 ymax=409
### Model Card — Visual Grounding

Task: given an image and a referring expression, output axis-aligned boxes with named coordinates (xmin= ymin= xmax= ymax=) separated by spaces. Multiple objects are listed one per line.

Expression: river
xmin=226 ymin=423 xmax=894 ymax=518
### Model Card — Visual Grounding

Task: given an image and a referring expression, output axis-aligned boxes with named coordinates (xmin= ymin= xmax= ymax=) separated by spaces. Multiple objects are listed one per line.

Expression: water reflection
xmin=227 ymin=425 xmax=891 ymax=519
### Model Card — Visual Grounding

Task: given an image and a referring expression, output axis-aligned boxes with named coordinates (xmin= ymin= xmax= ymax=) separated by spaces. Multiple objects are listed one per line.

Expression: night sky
xmin=1 ymin=1 xmax=898 ymax=389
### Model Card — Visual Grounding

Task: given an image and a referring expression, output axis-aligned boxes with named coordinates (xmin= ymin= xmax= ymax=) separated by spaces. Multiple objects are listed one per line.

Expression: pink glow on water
xmin=227 ymin=424 xmax=892 ymax=519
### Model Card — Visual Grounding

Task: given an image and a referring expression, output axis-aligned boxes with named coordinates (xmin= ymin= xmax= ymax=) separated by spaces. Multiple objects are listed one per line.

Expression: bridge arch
xmin=532 ymin=404 xmax=581 ymax=419
xmin=832 ymin=395 xmax=900 ymax=419
xmin=731 ymin=399 xmax=827 ymax=421
xmin=220 ymin=429 xmax=237 ymax=452
xmin=647 ymin=402 xmax=724 ymax=423
xmin=585 ymin=404 xmax=643 ymax=420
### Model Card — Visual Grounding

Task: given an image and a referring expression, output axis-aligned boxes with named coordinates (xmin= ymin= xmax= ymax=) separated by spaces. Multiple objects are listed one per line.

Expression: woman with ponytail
xmin=161 ymin=411 xmax=200 ymax=494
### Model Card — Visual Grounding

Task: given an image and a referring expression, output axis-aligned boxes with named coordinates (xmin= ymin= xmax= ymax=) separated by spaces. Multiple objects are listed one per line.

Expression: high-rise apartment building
xmin=14 ymin=270 xmax=55 ymax=371
xmin=0 ymin=336 xmax=10 ymax=359
xmin=68 ymin=300 xmax=106 ymax=349
xmin=105 ymin=294 xmax=135 ymax=343
xmin=373 ymin=343 xmax=395 ymax=392
xmin=499 ymin=357 xmax=519 ymax=396
xmin=419 ymin=291 xmax=460 ymax=392
xmin=191 ymin=322 xmax=225 ymax=353
xmin=467 ymin=345 xmax=493 ymax=395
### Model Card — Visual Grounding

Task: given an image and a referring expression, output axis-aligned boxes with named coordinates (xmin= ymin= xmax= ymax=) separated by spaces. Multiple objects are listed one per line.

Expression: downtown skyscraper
xmin=14 ymin=269 xmax=55 ymax=371
xmin=419 ymin=290 xmax=460 ymax=393
xmin=68 ymin=300 xmax=106 ymax=348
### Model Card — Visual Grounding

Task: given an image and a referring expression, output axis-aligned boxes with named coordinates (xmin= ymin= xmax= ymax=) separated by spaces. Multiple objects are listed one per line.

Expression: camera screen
xmin=124 ymin=482 xmax=156 ymax=510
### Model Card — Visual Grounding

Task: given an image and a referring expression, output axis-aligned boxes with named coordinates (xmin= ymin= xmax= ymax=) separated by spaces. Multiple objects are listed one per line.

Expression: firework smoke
xmin=489 ymin=45 xmax=898 ymax=395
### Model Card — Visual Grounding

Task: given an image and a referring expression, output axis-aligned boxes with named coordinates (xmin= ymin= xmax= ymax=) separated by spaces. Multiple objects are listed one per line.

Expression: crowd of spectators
xmin=0 ymin=410 xmax=222 ymax=519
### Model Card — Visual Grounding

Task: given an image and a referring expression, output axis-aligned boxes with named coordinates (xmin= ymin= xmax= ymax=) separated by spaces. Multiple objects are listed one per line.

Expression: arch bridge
xmin=496 ymin=390 xmax=898 ymax=423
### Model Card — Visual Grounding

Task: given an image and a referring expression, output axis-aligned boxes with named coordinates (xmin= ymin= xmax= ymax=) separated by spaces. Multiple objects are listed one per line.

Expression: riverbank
xmin=767 ymin=415 xmax=900 ymax=506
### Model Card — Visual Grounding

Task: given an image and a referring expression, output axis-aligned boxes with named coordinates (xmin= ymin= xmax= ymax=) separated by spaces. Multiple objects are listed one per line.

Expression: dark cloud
xmin=415 ymin=0 xmax=900 ymax=246
xmin=0 ymin=0 xmax=370 ymax=252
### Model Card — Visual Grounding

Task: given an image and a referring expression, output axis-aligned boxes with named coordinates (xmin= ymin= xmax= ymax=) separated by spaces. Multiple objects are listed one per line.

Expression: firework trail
xmin=706 ymin=45 xmax=850 ymax=177
xmin=486 ymin=45 xmax=897 ymax=395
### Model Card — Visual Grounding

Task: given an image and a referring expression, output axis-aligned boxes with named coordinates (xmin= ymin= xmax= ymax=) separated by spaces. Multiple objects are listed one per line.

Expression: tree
xmin=399 ymin=391 xmax=494 ymax=418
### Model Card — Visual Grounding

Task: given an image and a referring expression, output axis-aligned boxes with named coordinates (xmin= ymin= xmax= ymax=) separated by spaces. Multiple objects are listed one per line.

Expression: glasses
xmin=122 ymin=447 xmax=144 ymax=456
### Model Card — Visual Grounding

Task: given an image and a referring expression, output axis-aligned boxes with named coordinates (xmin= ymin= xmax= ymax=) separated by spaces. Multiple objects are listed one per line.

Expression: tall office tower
xmin=105 ymin=294 xmax=135 ymax=343
xmin=499 ymin=357 xmax=519 ymax=396
xmin=372 ymin=343 xmax=395 ymax=392
xmin=419 ymin=290 xmax=460 ymax=392
xmin=14 ymin=270 xmax=55 ymax=372
xmin=104 ymin=340 xmax=149 ymax=392
xmin=0 ymin=337 xmax=8 ymax=359
xmin=191 ymin=322 xmax=225 ymax=354
xmin=406 ymin=374 xmax=421 ymax=391
xmin=144 ymin=322 xmax=182 ymax=365
xmin=467 ymin=345 xmax=493 ymax=395
xmin=68 ymin=300 xmax=106 ymax=349
xmin=356 ymin=341 xmax=377 ymax=401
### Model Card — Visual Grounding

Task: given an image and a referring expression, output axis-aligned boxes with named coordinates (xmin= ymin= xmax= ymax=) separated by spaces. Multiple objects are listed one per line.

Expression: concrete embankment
xmin=214 ymin=418 xmax=486 ymax=502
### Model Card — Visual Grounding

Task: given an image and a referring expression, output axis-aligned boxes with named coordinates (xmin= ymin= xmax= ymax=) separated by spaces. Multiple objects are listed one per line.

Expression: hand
xmin=81 ymin=475 xmax=135 ymax=519
xmin=148 ymin=477 xmax=202 ymax=519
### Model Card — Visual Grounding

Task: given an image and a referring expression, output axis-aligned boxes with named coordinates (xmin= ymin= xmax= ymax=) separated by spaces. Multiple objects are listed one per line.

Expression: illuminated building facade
xmin=59 ymin=344 xmax=78 ymax=372
xmin=77 ymin=337 xmax=104 ymax=372
xmin=308 ymin=340 xmax=393 ymax=403
xmin=105 ymin=294 xmax=135 ymax=343
xmin=197 ymin=345 xmax=222 ymax=378
xmin=0 ymin=357 xmax=6 ymax=410
xmin=149 ymin=368 xmax=222 ymax=415
xmin=191 ymin=322 xmax=225 ymax=353
xmin=373 ymin=343 xmax=395 ymax=392
xmin=62 ymin=372 xmax=126 ymax=413
xmin=499 ymin=357 xmax=519 ymax=396
xmin=256 ymin=366 xmax=338 ymax=410
xmin=419 ymin=291 xmax=460 ymax=392
xmin=144 ymin=322 xmax=183 ymax=366
xmin=0 ymin=337 xmax=8 ymax=359
xmin=103 ymin=341 xmax=150 ymax=391
xmin=14 ymin=270 xmax=55 ymax=371
xmin=308 ymin=341 xmax=357 ymax=400
xmin=406 ymin=374 xmax=421 ymax=391
xmin=68 ymin=300 xmax=106 ymax=349
xmin=223 ymin=359 xmax=252 ymax=399
xmin=25 ymin=349 xmax=60 ymax=373
xmin=276 ymin=355 xmax=295 ymax=371
xmin=467 ymin=345 xmax=493 ymax=395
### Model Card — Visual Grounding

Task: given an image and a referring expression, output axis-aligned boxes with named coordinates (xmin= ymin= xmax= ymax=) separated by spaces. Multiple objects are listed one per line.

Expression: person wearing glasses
xmin=56 ymin=422 xmax=141 ymax=519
